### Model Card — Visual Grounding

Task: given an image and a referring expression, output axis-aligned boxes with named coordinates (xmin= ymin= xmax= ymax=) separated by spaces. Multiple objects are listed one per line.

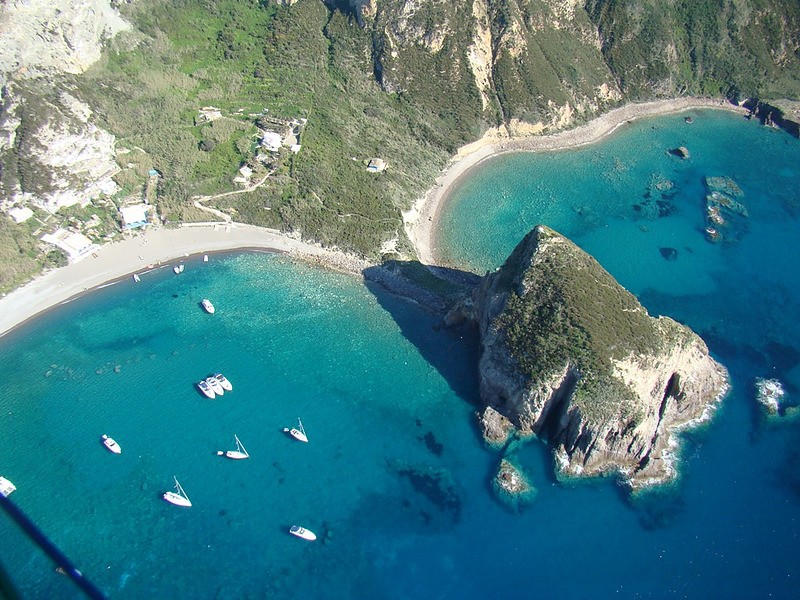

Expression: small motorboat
xmin=284 ymin=418 xmax=308 ymax=443
xmin=289 ymin=525 xmax=316 ymax=541
xmin=173 ymin=264 xmax=185 ymax=274
xmin=203 ymin=255 xmax=209 ymax=262
xmin=101 ymin=434 xmax=122 ymax=454
xmin=214 ymin=373 xmax=232 ymax=391
xmin=0 ymin=476 xmax=16 ymax=497
xmin=201 ymin=299 xmax=215 ymax=314
xmin=206 ymin=376 xmax=224 ymax=396
xmin=197 ymin=379 xmax=216 ymax=399
xmin=163 ymin=477 xmax=192 ymax=507
xmin=133 ymin=273 xmax=141 ymax=283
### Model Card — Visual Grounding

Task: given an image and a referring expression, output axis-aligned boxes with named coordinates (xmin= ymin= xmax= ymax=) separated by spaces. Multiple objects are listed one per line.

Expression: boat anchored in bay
xmin=217 ymin=434 xmax=249 ymax=460
xmin=197 ymin=379 xmax=215 ymax=399
xmin=163 ymin=477 xmax=192 ymax=507
xmin=206 ymin=376 xmax=224 ymax=396
xmin=214 ymin=373 xmax=232 ymax=391
xmin=0 ymin=476 xmax=16 ymax=497
xmin=101 ymin=434 xmax=121 ymax=454
xmin=289 ymin=525 xmax=316 ymax=541
xmin=201 ymin=299 xmax=215 ymax=314
xmin=284 ymin=418 xmax=308 ymax=443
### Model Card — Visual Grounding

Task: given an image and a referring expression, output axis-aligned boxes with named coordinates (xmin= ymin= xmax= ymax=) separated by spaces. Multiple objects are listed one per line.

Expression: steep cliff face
xmin=473 ymin=226 xmax=728 ymax=488
xmin=0 ymin=85 xmax=120 ymax=211
xmin=0 ymin=0 xmax=129 ymax=83
xmin=366 ymin=0 xmax=622 ymax=129
xmin=0 ymin=1 xmax=126 ymax=212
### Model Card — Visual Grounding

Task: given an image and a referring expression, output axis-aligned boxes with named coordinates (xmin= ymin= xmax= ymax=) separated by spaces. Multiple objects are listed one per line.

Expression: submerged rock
xmin=659 ymin=247 xmax=678 ymax=261
xmin=472 ymin=226 xmax=729 ymax=490
xmin=705 ymin=176 xmax=744 ymax=197
xmin=669 ymin=146 xmax=690 ymax=159
xmin=703 ymin=177 xmax=748 ymax=244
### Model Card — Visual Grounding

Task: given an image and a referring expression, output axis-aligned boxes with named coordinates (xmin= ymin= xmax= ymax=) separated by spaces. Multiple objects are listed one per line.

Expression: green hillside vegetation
xmin=78 ymin=0 xmax=461 ymax=256
xmin=1 ymin=0 xmax=799 ymax=291
xmin=587 ymin=0 xmax=800 ymax=99
xmin=494 ymin=227 xmax=681 ymax=423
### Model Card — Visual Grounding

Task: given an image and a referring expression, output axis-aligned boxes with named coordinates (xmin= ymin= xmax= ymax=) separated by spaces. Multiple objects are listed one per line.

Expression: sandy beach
xmin=0 ymin=223 xmax=370 ymax=338
xmin=403 ymin=97 xmax=749 ymax=265
xmin=0 ymin=97 xmax=749 ymax=338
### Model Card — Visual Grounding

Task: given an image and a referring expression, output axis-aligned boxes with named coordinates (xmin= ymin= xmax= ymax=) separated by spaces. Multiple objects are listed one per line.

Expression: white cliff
xmin=0 ymin=0 xmax=129 ymax=81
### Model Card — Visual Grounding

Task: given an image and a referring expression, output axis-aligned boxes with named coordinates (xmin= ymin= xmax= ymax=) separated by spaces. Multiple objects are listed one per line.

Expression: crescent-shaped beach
xmin=403 ymin=97 xmax=746 ymax=265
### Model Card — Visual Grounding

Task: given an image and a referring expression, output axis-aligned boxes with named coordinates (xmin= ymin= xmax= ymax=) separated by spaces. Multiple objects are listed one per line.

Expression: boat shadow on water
xmin=361 ymin=260 xmax=482 ymax=406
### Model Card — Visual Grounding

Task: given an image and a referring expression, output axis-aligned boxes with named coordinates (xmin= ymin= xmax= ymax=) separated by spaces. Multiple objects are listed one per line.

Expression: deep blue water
xmin=1 ymin=109 xmax=799 ymax=598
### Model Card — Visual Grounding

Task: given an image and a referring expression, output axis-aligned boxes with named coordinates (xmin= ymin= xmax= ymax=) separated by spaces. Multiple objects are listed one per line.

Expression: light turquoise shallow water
xmin=1 ymin=109 xmax=800 ymax=598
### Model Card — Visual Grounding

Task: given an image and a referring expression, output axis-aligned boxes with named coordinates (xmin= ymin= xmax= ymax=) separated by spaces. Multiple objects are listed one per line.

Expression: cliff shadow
xmin=362 ymin=260 xmax=482 ymax=405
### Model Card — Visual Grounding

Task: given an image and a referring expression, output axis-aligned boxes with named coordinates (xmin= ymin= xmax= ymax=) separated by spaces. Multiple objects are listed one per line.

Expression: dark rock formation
xmin=493 ymin=458 xmax=536 ymax=511
xmin=669 ymin=146 xmax=690 ymax=159
xmin=471 ymin=226 xmax=729 ymax=489
xmin=659 ymin=247 xmax=678 ymax=261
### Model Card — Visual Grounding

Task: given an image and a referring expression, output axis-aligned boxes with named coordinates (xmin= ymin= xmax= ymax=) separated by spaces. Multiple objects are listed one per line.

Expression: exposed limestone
xmin=0 ymin=0 xmax=129 ymax=82
xmin=467 ymin=0 xmax=493 ymax=111
xmin=472 ymin=226 xmax=729 ymax=489
xmin=0 ymin=84 xmax=119 ymax=212
xmin=478 ymin=405 xmax=513 ymax=447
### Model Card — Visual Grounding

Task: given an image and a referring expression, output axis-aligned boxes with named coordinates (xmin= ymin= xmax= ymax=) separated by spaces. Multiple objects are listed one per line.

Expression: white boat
xmin=163 ymin=477 xmax=192 ymax=507
xmin=197 ymin=379 xmax=216 ymax=399
xmin=0 ymin=476 xmax=16 ymax=497
xmin=173 ymin=264 xmax=185 ymax=274
xmin=101 ymin=434 xmax=121 ymax=454
xmin=133 ymin=273 xmax=141 ymax=283
xmin=203 ymin=254 xmax=209 ymax=262
xmin=284 ymin=418 xmax=308 ymax=443
xmin=206 ymin=376 xmax=224 ymax=396
xmin=214 ymin=373 xmax=232 ymax=391
xmin=289 ymin=525 xmax=316 ymax=541
xmin=217 ymin=434 xmax=249 ymax=459
xmin=201 ymin=299 xmax=215 ymax=314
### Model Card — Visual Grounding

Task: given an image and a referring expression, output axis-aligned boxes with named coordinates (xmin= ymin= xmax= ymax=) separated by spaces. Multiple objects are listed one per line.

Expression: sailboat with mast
xmin=163 ymin=477 xmax=192 ymax=507
xmin=217 ymin=434 xmax=249 ymax=460
xmin=284 ymin=418 xmax=308 ymax=443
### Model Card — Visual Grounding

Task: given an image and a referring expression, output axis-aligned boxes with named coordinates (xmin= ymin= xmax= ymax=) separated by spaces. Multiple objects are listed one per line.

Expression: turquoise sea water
xmin=1 ymin=109 xmax=799 ymax=598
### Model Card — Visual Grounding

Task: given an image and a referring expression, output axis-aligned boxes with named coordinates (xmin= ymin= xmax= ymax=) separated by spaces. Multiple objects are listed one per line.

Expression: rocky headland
xmin=468 ymin=226 xmax=729 ymax=490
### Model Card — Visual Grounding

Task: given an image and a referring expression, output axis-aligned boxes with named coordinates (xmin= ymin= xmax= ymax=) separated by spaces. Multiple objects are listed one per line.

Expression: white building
xmin=233 ymin=164 xmax=254 ymax=185
xmin=261 ymin=131 xmax=283 ymax=152
xmin=41 ymin=229 xmax=99 ymax=263
xmin=120 ymin=204 xmax=149 ymax=229
xmin=8 ymin=206 xmax=34 ymax=223
xmin=367 ymin=158 xmax=387 ymax=173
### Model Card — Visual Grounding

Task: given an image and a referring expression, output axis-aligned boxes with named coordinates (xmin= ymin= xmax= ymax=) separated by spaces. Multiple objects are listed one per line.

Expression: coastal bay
xmin=1 ymin=107 xmax=799 ymax=598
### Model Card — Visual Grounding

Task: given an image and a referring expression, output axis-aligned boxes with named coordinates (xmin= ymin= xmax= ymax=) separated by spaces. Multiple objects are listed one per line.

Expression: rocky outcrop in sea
xmin=470 ymin=225 xmax=729 ymax=490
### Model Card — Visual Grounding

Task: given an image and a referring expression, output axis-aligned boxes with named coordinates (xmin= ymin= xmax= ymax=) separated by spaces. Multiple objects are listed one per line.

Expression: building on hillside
xmin=8 ymin=206 xmax=34 ymax=223
xmin=120 ymin=204 xmax=149 ymax=230
xmin=261 ymin=131 xmax=283 ymax=152
xmin=233 ymin=164 xmax=254 ymax=185
xmin=41 ymin=229 xmax=98 ymax=263
xmin=196 ymin=106 xmax=223 ymax=124
xmin=367 ymin=158 xmax=387 ymax=173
